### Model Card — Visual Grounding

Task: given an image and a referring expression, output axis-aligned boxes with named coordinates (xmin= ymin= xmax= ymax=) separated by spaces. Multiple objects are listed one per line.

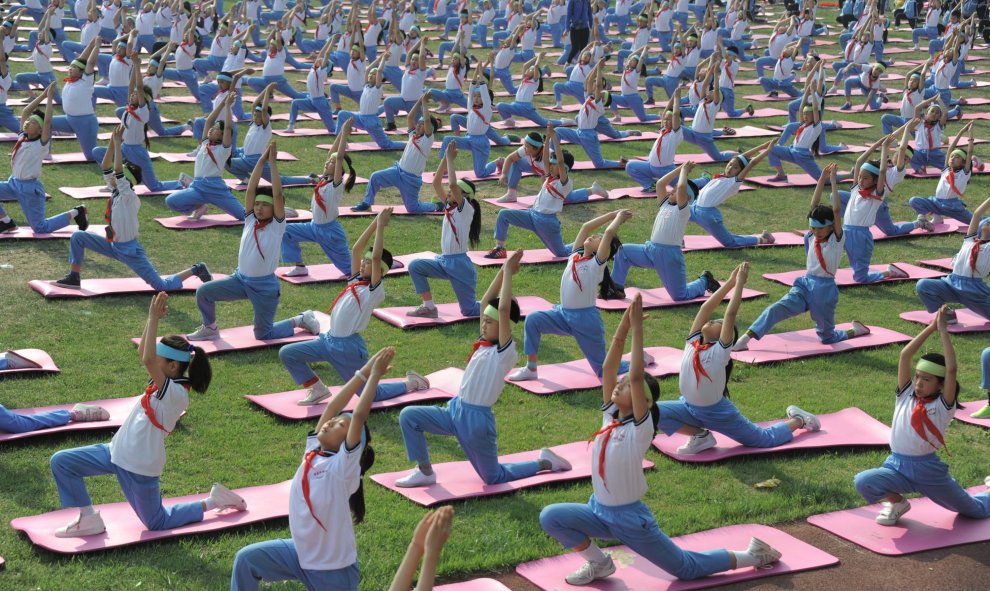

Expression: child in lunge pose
xmin=734 ymin=164 xmax=871 ymax=351
xmin=50 ymin=292 xmax=245 ymax=538
xmin=395 ymin=250 xmax=573 ymax=487
xmin=909 ymin=121 xmax=977 ymax=225
xmin=658 ymin=262 xmax=822 ymax=454
xmin=539 ymin=295 xmax=781 ymax=586
xmin=853 ymin=306 xmax=990 ymax=526
xmin=279 ymin=210 xmax=430 ymax=405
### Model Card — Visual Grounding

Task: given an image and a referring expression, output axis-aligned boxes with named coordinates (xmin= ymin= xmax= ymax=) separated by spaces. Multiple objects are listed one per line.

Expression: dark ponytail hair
xmin=536 ymin=67 xmax=544 ymax=93
xmin=722 ymin=324 xmax=738 ymax=398
xmin=645 ymin=374 xmax=660 ymax=433
xmin=597 ymin=235 xmax=623 ymax=300
xmin=464 ymin=192 xmax=482 ymax=247
xmin=350 ymin=423 xmax=375 ymax=524
xmin=160 ymin=334 xmax=212 ymax=393
xmin=808 ymin=204 xmax=834 ymax=226
xmin=341 ymin=153 xmax=357 ymax=193
xmin=487 ymin=297 xmax=521 ymax=323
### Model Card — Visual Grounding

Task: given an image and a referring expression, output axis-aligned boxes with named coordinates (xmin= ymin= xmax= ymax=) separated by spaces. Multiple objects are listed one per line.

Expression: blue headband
xmin=808 ymin=217 xmax=832 ymax=228
xmin=149 ymin=59 xmax=160 ymax=67
xmin=157 ymin=341 xmax=192 ymax=362
xmin=735 ymin=154 xmax=749 ymax=168
xmin=217 ymin=73 xmax=233 ymax=82
xmin=860 ymin=163 xmax=880 ymax=176
xmin=524 ymin=135 xmax=543 ymax=148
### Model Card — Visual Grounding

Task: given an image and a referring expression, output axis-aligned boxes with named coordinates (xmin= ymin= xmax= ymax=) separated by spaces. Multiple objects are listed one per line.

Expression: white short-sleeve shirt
xmin=62 ymin=73 xmax=96 ymax=116
xmin=679 ymin=332 xmax=731 ymax=406
xmin=649 ymin=197 xmax=691 ymax=245
xmin=951 ymin=235 xmax=990 ymax=278
xmin=328 ymin=275 xmax=385 ymax=337
xmin=647 ymin=127 xmax=683 ymax=168
xmin=441 ymin=198 xmax=474 ymax=255
xmin=458 ymin=337 xmax=518 ymax=406
xmin=696 ymin=175 xmax=742 ymax=208
xmin=237 ymin=212 xmax=286 ymax=277
xmin=935 ymin=167 xmax=970 ymax=200
xmin=532 ymin=174 xmax=572 ymax=215
xmin=591 ymin=402 xmax=654 ymax=506
xmin=109 ymin=377 xmax=189 ymax=477
xmin=560 ymin=249 xmax=606 ymax=309
xmin=311 ymin=178 xmax=343 ymax=225
xmin=805 ymin=230 xmax=844 ymax=278
xmin=398 ymin=132 xmax=433 ymax=175
xmin=889 ymin=382 xmax=954 ymax=456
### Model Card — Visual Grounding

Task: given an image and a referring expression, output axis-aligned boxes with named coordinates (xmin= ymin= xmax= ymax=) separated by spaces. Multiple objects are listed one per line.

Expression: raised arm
xmin=690 ymin=264 xmax=738 ymax=334
xmin=898 ymin=313 xmax=938 ymax=389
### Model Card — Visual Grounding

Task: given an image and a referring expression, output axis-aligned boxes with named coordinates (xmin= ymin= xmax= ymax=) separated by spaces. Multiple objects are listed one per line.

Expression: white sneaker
xmin=285 ymin=124 xmax=295 ymax=133
xmin=406 ymin=303 xmax=439 ymax=318
xmin=71 ymin=404 xmax=110 ymax=422
xmin=915 ymin=217 xmax=935 ymax=232
xmin=502 ymin=117 xmax=517 ymax=128
xmin=786 ymin=405 xmax=820 ymax=432
xmin=554 ymin=102 xmax=563 ymax=109
xmin=496 ymin=189 xmax=518 ymax=203
xmin=886 ymin=264 xmax=909 ymax=279
xmin=850 ymin=320 xmax=870 ymax=337
xmin=508 ymin=366 xmax=538 ymax=381
xmin=565 ymin=556 xmax=616 ymax=585
xmin=284 ymin=265 xmax=309 ymax=277
xmin=562 ymin=117 xmax=576 ymax=126
xmin=395 ymin=467 xmax=437 ymax=488
xmin=187 ymin=324 xmax=220 ymax=340
xmin=4 ymin=351 xmax=36 ymax=369
xmin=54 ymin=511 xmax=106 ymax=538
xmin=876 ymin=499 xmax=911 ymax=526
xmin=300 ymin=310 xmax=321 ymax=335
xmin=406 ymin=370 xmax=430 ymax=391
xmin=297 ymin=381 xmax=331 ymax=406
xmin=178 ymin=172 xmax=193 ymax=189
xmin=539 ymin=448 xmax=572 ymax=472
xmin=643 ymin=350 xmax=655 ymax=366
xmin=732 ymin=334 xmax=752 ymax=352
xmin=747 ymin=537 xmax=782 ymax=567
xmin=208 ymin=482 xmax=247 ymax=512
xmin=284 ymin=207 xmax=299 ymax=219
xmin=590 ymin=181 xmax=608 ymax=198
xmin=984 ymin=475 xmax=989 ymax=489
xmin=678 ymin=430 xmax=717 ymax=454
xmin=932 ymin=214 xmax=944 ymax=225
xmin=187 ymin=204 xmax=209 ymax=220
xmin=759 ymin=230 xmax=775 ymax=244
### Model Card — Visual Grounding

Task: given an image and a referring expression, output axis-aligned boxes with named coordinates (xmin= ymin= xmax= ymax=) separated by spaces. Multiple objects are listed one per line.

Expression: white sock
xmin=578 ymin=543 xmax=608 ymax=564
xmin=733 ymin=550 xmax=758 ymax=568
xmin=68 ymin=208 xmax=78 ymax=219
xmin=203 ymin=493 xmax=218 ymax=511
xmin=735 ymin=334 xmax=751 ymax=347
xmin=1 ymin=216 xmax=10 ymax=223
xmin=80 ymin=505 xmax=96 ymax=516
xmin=292 ymin=314 xmax=304 ymax=327
xmin=423 ymin=299 xmax=436 ymax=309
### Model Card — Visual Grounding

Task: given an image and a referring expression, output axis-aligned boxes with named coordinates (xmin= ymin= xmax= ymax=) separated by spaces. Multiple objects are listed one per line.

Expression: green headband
xmin=364 ymin=249 xmax=390 ymax=274
xmin=28 ymin=114 xmax=44 ymax=128
xmin=483 ymin=304 xmax=499 ymax=321
xmin=872 ymin=63 xmax=886 ymax=72
xmin=254 ymin=194 xmax=274 ymax=204
xmin=456 ymin=179 xmax=474 ymax=196
xmin=803 ymin=105 xmax=814 ymax=112
xmin=916 ymin=358 xmax=946 ymax=377
xmin=950 ymin=148 xmax=967 ymax=160
xmin=71 ymin=59 xmax=86 ymax=69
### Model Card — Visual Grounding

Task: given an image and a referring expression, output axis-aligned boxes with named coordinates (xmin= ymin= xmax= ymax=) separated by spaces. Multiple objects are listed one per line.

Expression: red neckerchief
xmin=470 ymin=103 xmax=488 ymax=125
xmin=795 ymin=122 xmax=811 ymax=142
xmin=213 ymin=87 xmax=227 ymax=100
xmin=141 ymin=380 xmax=190 ymax=433
xmin=125 ymin=105 xmax=144 ymax=123
xmin=327 ymin=280 xmax=371 ymax=313
xmin=452 ymin=67 xmax=462 ymax=87
xmin=814 ymin=236 xmax=833 ymax=276
xmin=910 ymin=394 xmax=948 ymax=452
xmin=723 ymin=60 xmax=735 ymax=84
xmin=444 ymin=201 xmax=461 ymax=244
xmin=654 ymin=128 xmax=672 ymax=162
xmin=180 ymin=41 xmax=193 ymax=57
xmin=945 ymin=167 xmax=964 ymax=196
xmin=589 ymin=418 xmax=622 ymax=490
xmin=622 ymin=68 xmax=634 ymax=89
xmin=409 ymin=133 xmax=428 ymax=157
xmin=924 ymin=121 xmax=936 ymax=150
xmin=690 ymin=339 xmax=714 ymax=386
xmin=205 ymin=141 xmax=220 ymax=168
xmin=582 ymin=96 xmax=596 ymax=118
xmin=467 ymin=338 xmax=494 ymax=363
xmin=521 ymin=75 xmax=536 ymax=86
xmin=858 ymin=185 xmax=882 ymax=201
xmin=63 ymin=75 xmax=81 ymax=83
xmin=569 ymin=252 xmax=593 ymax=291
xmin=905 ymin=88 xmax=916 ymax=107
xmin=530 ymin=153 xmax=545 ymax=175
xmin=115 ymin=53 xmax=128 ymax=64
xmin=251 ymin=216 xmax=273 ymax=259
xmin=969 ymin=238 xmax=983 ymax=272
xmin=543 ymin=175 xmax=566 ymax=200
xmin=268 ymin=46 xmax=278 ymax=58
xmin=702 ymin=98 xmax=715 ymax=124
xmin=301 ymin=449 xmax=330 ymax=531
xmin=313 ymin=177 xmax=330 ymax=214
xmin=9 ymin=133 xmax=26 ymax=162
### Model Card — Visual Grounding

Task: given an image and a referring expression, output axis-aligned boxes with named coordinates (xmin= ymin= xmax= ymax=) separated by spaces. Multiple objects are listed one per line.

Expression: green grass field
xmin=1 ymin=6 xmax=989 ymax=589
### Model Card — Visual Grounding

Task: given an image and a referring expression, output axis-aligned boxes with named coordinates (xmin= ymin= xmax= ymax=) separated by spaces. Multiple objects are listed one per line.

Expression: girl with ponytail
xmin=231 ymin=347 xmax=391 ymax=591
xmin=49 ymin=292 xmax=245 ymax=539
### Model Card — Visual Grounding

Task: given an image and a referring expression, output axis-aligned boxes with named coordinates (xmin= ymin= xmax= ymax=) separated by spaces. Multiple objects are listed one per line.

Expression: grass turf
xmin=1 ymin=6 xmax=990 ymax=590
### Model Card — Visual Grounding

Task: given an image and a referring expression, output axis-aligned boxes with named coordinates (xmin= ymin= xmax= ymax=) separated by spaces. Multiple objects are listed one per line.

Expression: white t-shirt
xmin=242 ymin=123 xmax=272 ymax=157
xmin=359 ymin=84 xmax=384 ymax=115
xmin=32 ymin=42 xmax=53 ymax=74
xmin=109 ymin=378 xmax=189 ymax=477
xmin=696 ymin=175 xmax=742 ymax=208
xmin=237 ymin=212 xmax=286 ymax=277
xmin=398 ymin=132 xmax=433 ymax=175
xmin=400 ymin=67 xmax=428 ymax=101
xmin=792 ymin=121 xmax=821 ymax=150
xmin=935 ymin=167 xmax=970 ymax=200
xmin=805 ymin=230 xmax=843 ymax=278
xmin=560 ymin=249 xmax=605 ymax=309
xmin=62 ymin=73 xmax=96 ymax=116
xmin=328 ymin=275 xmax=385 ymax=337
xmin=649 ymin=197 xmax=691 ymax=245
xmin=11 ymin=135 xmax=45 ymax=180
xmin=592 ymin=402 xmax=654 ymax=506
xmin=532 ymin=174 xmax=572 ymax=215
xmin=468 ymin=83 xmax=493 ymax=135
xmin=576 ymin=97 xmax=603 ymax=130
xmin=311 ymin=178 xmax=343 ymax=225
xmin=915 ymin=122 xmax=943 ymax=152
xmin=121 ymin=105 xmax=150 ymax=146
xmin=647 ymin=127 xmax=683 ymax=168
xmin=105 ymin=172 xmax=141 ymax=242
xmin=458 ymin=337 xmax=517 ymax=407
xmin=346 ymin=59 xmax=366 ymax=92
xmin=844 ymin=183 xmax=884 ymax=227
xmin=307 ymin=66 xmax=328 ymax=98
xmin=889 ymin=382 xmax=953 ymax=456
xmin=262 ymin=48 xmax=287 ymax=77
xmin=679 ymin=331 xmax=731 ymax=406
xmin=195 ymin=141 xmax=231 ymax=178
xmin=951 ymin=235 xmax=990 ymax=278
xmin=441 ymin=198 xmax=474 ymax=255
xmin=109 ymin=55 xmax=132 ymax=87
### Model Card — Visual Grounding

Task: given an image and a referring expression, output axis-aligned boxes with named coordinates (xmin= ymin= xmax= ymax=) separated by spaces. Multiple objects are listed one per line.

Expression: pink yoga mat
xmin=336 ymin=204 xmax=444 ymax=217
xmin=373 ymin=296 xmax=555 ymax=329
xmin=371 ymin=440 xmax=655 ymax=507
xmin=682 ymin=232 xmax=806 ymax=252
xmin=130 ymin=312 xmax=330 ymax=355
xmin=0 ymin=225 xmax=108 ymax=240
xmin=482 ymin=191 xmax=614 ymax=211
xmin=466 ymin=248 xmax=568 ymax=267
xmin=871 ymin=220 xmax=968 ymax=240
xmin=29 ymin=275 xmax=221 ymax=298
xmin=10 ymin=480 xmax=292 ymax=554
xmin=245 ymin=367 xmax=466 ymax=421
xmin=762 ymin=263 xmax=944 ymax=288
xmin=436 ymin=579 xmax=509 ymax=591
xmin=421 ymin=159 xmax=621 ymax=185
xmin=653 ymin=407 xmax=890 ymax=462
xmin=517 ymin=523 xmax=839 ymax=591
xmin=715 ymin=107 xmax=790 ymax=120
xmin=43 ymin=152 xmax=120 ymax=165
xmin=730 ymin=325 xmax=912 ymax=365
xmin=1 ymin=349 xmax=59 ymax=376
xmin=155 ymin=210 xmax=313 ymax=230
xmin=767 ymin=121 xmax=873 ymax=132
xmin=596 ymin=287 xmax=767 ymax=311
xmin=900 ymin=309 xmax=990 ymax=333
xmin=955 ymin=402 xmax=990 ymax=429
xmin=156 ymin=151 xmax=298 ymax=163
xmin=0 ymin=396 xmax=137 ymax=442
xmin=807 ymin=485 xmax=990 ymax=556
xmin=275 ymin=252 xmax=432 ymax=284
xmin=507 ymin=346 xmax=682 ymax=395
xmin=61 ymin=185 xmax=171 ymax=200
xmin=747 ymin=175 xmax=854 ymax=188
xmin=919 ymin=258 xmax=953 ymax=270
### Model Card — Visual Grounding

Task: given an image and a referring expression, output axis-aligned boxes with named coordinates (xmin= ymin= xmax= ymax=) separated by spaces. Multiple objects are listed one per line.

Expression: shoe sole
xmin=54 ymin=282 xmax=82 ymax=289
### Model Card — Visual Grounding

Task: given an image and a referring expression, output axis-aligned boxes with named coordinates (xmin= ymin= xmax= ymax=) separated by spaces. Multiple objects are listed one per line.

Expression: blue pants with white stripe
xmin=748 ymin=274 xmax=848 ymax=344
xmin=644 ymin=75 xmax=679 ymax=102
xmin=115 ymin=105 xmax=187 ymax=138
xmin=69 ymin=234 xmax=185 ymax=291
xmin=163 ymin=68 xmax=200 ymax=100
xmin=690 ymin=204 xmax=759 ymax=248
xmin=280 ymin=220 xmax=350 ymax=274
xmin=361 ymin=162 xmax=435 ymax=213
xmin=197 ymin=270 xmax=295 ymax=340
xmin=909 ymin=149 xmax=946 ymax=174
xmin=439 ymin=134 xmax=497 ymax=179
xmin=917 ymin=274 xmax=990 ymax=320
xmin=0 ymin=177 xmax=70 ymax=234
xmin=719 ymin=86 xmax=748 ymax=118
xmin=908 ymin=196 xmax=972 ymax=224
xmin=409 ymin=253 xmax=480 ymax=317
xmin=555 ymin=127 xmax=620 ymax=168
xmin=658 ymin=396 xmax=794 ymax=448
xmin=0 ymin=104 xmax=19 ymax=133
xmin=494 ymin=209 xmax=568 ymax=256
xmin=540 ymin=495 xmax=733 ymax=579
xmin=383 ymin=96 xmax=417 ymax=125
xmin=193 ymin=55 xmax=225 ymax=78
xmin=166 ymin=177 xmax=244 ymax=219
xmin=278 ymin=332 xmax=407 ymax=400
xmin=95 ymin=143 xmax=182 ymax=193
xmin=855 ymin=452 xmax=990 ymax=518
xmin=0 ymin=404 xmax=70 ymax=434
xmin=197 ymin=84 xmax=247 ymax=118
xmin=335 ymin=111 xmax=404 ymax=150
xmin=399 ymin=397 xmax=542 ymax=484
xmin=842 ymin=225 xmax=886 ymax=283
xmin=428 ymin=88 xmax=467 ymax=108
xmin=759 ymin=77 xmax=800 ymax=97
xmin=524 ymin=304 xmax=610 ymax=377
xmin=553 ymin=80 xmax=583 ymax=105
xmin=50 ymin=443 xmax=205 ymax=530
xmin=225 ymin=151 xmax=312 ymax=186
xmin=611 ymin=241 xmax=707 ymax=301
xmin=93 ymin=85 xmax=128 ymax=107
xmin=232 ymin=539 xmax=358 ymax=591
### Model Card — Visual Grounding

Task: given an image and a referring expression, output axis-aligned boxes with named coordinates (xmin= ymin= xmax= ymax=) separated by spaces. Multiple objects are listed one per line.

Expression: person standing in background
xmin=566 ymin=0 xmax=592 ymax=65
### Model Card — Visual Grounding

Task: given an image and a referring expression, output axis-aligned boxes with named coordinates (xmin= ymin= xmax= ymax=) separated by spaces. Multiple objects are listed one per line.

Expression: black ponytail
xmin=465 ymin=194 xmax=482 ymax=246
xmin=536 ymin=67 xmax=544 ymax=93
xmin=342 ymin=154 xmax=357 ymax=193
xmin=645 ymin=374 xmax=660 ymax=433
xmin=597 ymin=235 xmax=623 ymax=300
xmin=160 ymin=334 xmax=212 ymax=393
xmin=723 ymin=324 xmax=738 ymax=398
xmin=350 ymin=424 xmax=375 ymax=524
